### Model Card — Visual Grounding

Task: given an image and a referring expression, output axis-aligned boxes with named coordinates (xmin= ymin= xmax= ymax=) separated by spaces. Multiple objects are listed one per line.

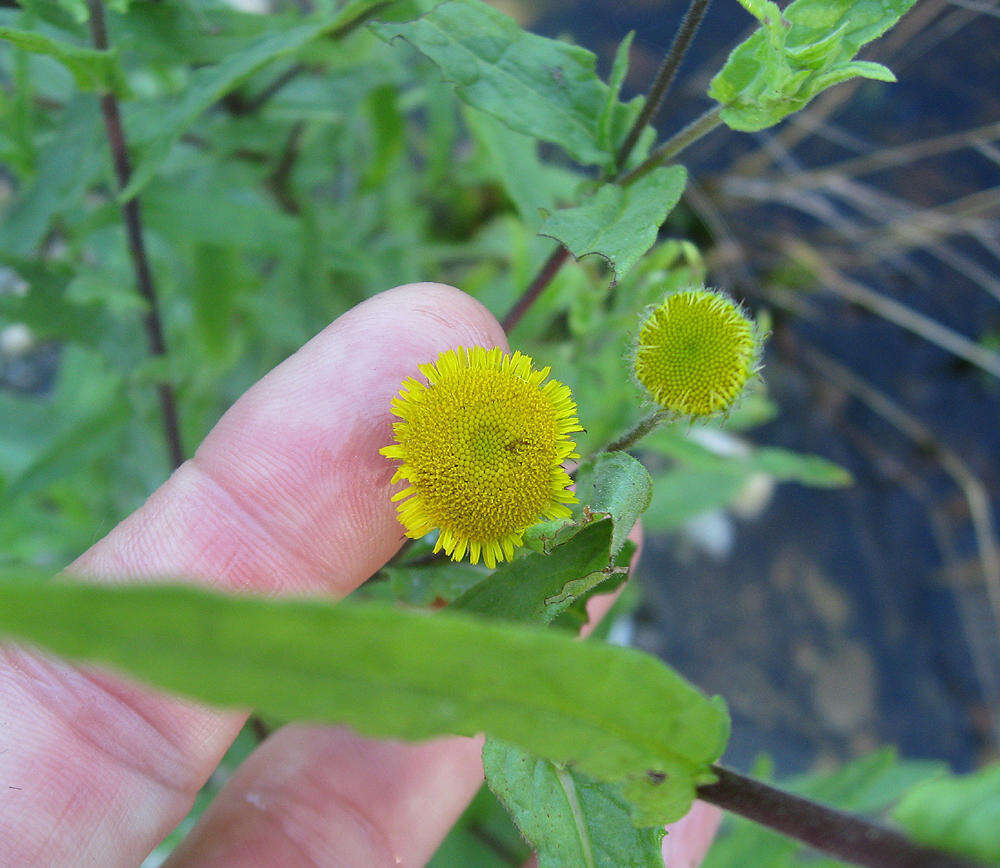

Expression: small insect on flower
xmin=380 ymin=346 xmax=583 ymax=569
xmin=633 ymin=288 xmax=760 ymax=418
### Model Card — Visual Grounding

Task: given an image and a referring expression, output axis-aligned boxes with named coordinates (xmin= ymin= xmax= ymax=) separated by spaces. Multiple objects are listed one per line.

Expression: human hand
xmin=1 ymin=283 xmax=720 ymax=866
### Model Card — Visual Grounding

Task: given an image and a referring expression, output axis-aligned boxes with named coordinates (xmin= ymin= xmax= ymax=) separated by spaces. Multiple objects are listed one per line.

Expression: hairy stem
xmin=620 ymin=104 xmax=725 ymax=186
xmin=87 ymin=0 xmax=184 ymax=470
xmin=696 ymin=765 xmax=986 ymax=868
xmin=602 ymin=410 xmax=668 ymax=454
xmin=614 ymin=0 xmax=712 ymax=172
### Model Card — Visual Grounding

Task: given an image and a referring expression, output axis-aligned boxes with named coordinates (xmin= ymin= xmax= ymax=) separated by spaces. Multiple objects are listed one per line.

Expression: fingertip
xmin=373 ymin=282 xmax=509 ymax=353
xmin=184 ymin=282 xmax=509 ymax=596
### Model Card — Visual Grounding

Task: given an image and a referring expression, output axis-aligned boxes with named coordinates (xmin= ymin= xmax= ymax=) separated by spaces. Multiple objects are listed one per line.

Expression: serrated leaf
xmin=122 ymin=0 xmax=389 ymax=199
xmin=539 ymin=165 xmax=687 ymax=284
xmin=574 ymin=451 xmax=653 ymax=556
xmin=372 ymin=0 xmax=639 ymax=167
xmin=708 ymin=0 xmax=917 ymax=132
xmin=894 ymin=763 xmax=1000 ymax=864
xmin=0 ymin=25 xmax=131 ymax=97
xmin=451 ymin=518 xmax=617 ymax=626
xmin=0 ymin=578 xmax=730 ymax=826
xmin=484 ymin=740 xmax=664 ymax=868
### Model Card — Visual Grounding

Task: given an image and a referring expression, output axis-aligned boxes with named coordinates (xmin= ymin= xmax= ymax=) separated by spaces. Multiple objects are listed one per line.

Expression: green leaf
xmin=429 ymin=784 xmax=531 ymax=867
xmin=464 ymin=106 xmax=580 ymax=230
xmin=0 ymin=578 xmax=729 ymax=825
xmin=598 ymin=30 xmax=635 ymax=151
xmin=0 ymin=255 xmax=105 ymax=344
xmin=539 ymin=165 xmax=687 ymax=284
xmin=361 ymin=84 xmax=405 ymax=189
xmin=894 ymin=763 xmax=1000 ymax=864
xmin=484 ymin=740 xmax=664 ymax=868
xmin=380 ymin=561 xmax=487 ymax=606
xmin=0 ymin=345 xmax=127 ymax=503
xmin=190 ymin=243 xmax=245 ymax=361
xmin=708 ymin=0 xmax=918 ymax=132
xmin=641 ymin=427 xmax=852 ymax=528
xmin=644 ymin=468 xmax=746 ymax=532
xmin=372 ymin=0 xmax=639 ymax=166
xmin=573 ymin=451 xmax=653 ymax=557
xmin=452 ymin=518 xmax=618 ymax=626
xmin=752 ymin=447 xmax=853 ymax=488
xmin=123 ymin=0 xmax=389 ymax=198
xmin=0 ymin=97 xmax=103 ymax=256
xmin=0 ymin=25 xmax=131 ymax=97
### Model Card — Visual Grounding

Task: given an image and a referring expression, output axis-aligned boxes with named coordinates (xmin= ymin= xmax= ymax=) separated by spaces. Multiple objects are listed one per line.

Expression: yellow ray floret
xmin=380 ymin=346 xmax=583 ymax=569
xmin=633 ymin=288 xmax=759 ymax=417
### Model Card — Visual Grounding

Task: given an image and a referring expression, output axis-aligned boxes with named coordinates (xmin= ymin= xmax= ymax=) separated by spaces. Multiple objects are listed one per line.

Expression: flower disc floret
xmin=633 ymin=288 xmax=758 ymax=417
xmin=380 ymin=346 xmax=583 ymax=569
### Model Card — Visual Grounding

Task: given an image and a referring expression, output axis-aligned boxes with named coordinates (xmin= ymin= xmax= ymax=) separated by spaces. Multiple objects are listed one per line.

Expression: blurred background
xmin=1 ymin=0 xmax=998 ymax=839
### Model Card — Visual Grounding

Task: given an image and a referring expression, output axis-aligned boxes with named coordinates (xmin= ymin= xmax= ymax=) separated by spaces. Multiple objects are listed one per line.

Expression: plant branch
xmin=501 ymin=24 xmax=725 ymax=334
xmin=602 ymin=410 xmax=669 ymax=454
xmin=500 ymin=245 xmax=571 ymax=333
xmin=223 ymin=63 xmax=306 ymax=116
xmin=614 ymin=0 xmax=712 ymax=172
xmin=87 ymin=0 xmax=184 ymax=470
xmin=500 ymin=106 xmax=724 ymax=333
xmin=619 ymin=103 xmax=724 ymax=186
xmin=696 ymin=764 xmax=986 ymax=868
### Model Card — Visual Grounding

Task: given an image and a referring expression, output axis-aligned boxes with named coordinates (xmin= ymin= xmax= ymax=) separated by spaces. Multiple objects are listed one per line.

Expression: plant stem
xmin=224 ymin=63 xmax=306 ymax=116
xmin=696 ymin=765 xmax=986 ymax=868
xmin=501 ymin=106 xmax=724 ymax=333
xmin=602 ymin=410 xmax=668 ymax=454
xmin=500 ymin=245 xmax=571 ymax=333
xmin=619 ymin=104 xmax=724 ymax=186
xmin=87 ymin=0 xmax=184 ymax=470
xmin=614 ymin=0 xmax=712 ymax=172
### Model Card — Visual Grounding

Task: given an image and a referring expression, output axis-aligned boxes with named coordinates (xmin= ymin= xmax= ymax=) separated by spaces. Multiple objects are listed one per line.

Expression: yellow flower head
xmin=633 ymin=288 xmax=759 ymax=417
xmin=380 ymin=346 xmax=583 ymax=569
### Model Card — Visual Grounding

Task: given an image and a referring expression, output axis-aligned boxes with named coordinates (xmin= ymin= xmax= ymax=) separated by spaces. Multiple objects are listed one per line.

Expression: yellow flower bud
xmin=633 ymin=288 xmax=760 ymax=417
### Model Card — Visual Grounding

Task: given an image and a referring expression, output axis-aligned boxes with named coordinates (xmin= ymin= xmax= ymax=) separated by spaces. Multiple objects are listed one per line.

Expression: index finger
xmin=0 ymin=283 xmax=506 ymax=866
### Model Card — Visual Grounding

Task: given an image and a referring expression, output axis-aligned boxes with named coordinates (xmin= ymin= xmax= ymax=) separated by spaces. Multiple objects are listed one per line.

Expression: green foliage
xmin=573 ymin=450 xmax=653 ymax=557
xmin=122 ymin=0 xmax=389 ymax=198
xmin=894 ymin=763 xmax=1000 ymax=864
xmin=710 ymin=0 xmax=917 ymax=131
xmin=452 ymin=518 xmax=621 ymax=626
xmin=372 ymin=0 xmax=642 ymax=168
xmin=0 ymin=0 xmax=953 ymax=861
xmin=0 ymin=575 xmax=730 ymax=826
xmin=484 ymin=740 xmax=664 ymax=868
xmin=0 ymin=25 xmax=131 ymax=97
xmin=540 ymin=165 xmax=687 ymax=284
xmin=429 ymin=784 xmax=533 ymax=867
xmin=642 ymin=425 xmax=852 ymax=532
